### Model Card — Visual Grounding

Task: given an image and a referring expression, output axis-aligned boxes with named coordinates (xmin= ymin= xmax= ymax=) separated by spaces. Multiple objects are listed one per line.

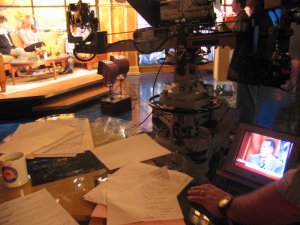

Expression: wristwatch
xmin=218 ymin=195 xmax=234 ymax=218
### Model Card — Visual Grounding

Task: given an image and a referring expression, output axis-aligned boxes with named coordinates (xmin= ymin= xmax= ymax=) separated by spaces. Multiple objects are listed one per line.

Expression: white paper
xmin=91 ymin=204 xmax=186 ymax=225
xmin=84 ymin=164 xmax=192 ymax=225
xmin=0 ymin=189 xmax=79 ymax=225
xmin=0 ymin=118 xmax=94 ymax=157
xmin=33 ymin=118 xmax=94 ymax=157
xmin=84 ymin=162 xmax=192 ymax=205
xmin=106 ymin=171 xmax=183 ymax=225
xmin=91 ymin=133 xmax=171 ymax=170
xmin=0 ymin=121 xmax=75 ymax=155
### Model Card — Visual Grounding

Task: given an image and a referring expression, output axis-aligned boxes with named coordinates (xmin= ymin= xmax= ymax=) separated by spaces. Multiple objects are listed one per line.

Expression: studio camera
xmin=256 ymin=0 xmax=300 ymax=88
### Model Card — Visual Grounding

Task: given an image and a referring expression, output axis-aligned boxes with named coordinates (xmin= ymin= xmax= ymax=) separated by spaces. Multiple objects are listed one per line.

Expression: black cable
xmin=216 ymin=104 xmax=230 ymax=125
xmin=137 ymin=112 xmax=153 ymax=127
xmin=126 ymin=111 xmax=153 ymax=132
xmin=148 ymin=95 xmax=223 ymax=114
xmin=126 ymin=56 xmax=167 ymax=131
xmin=152 ymin=55 xmax=167 ymax=97
xmin=132 ymin=35 xmax=177 ymax=54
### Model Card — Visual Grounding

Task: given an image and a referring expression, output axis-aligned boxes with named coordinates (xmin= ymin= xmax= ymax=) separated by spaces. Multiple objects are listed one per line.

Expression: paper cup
xmin=0 ymin=152 xmax=29 ymax=187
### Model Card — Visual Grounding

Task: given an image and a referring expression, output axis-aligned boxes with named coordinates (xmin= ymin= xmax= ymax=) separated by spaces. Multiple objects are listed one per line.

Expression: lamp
xmin=98 ymin=55 xmax=132 ymax=115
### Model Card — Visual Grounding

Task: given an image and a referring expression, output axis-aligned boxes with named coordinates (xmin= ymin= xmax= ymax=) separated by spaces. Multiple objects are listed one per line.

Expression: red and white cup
xmin=0 ymin=152 xmax=29 ymax=187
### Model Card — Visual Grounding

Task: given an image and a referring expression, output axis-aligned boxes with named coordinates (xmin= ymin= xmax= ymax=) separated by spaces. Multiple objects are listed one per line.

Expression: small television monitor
xmin=222 ymin=123 xmax=300 ymax=188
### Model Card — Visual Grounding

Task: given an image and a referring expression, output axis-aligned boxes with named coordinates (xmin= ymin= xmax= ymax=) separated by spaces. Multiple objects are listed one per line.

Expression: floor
xmin=1 ymin=69 xmax=299 ymax=143
xmin=0 ymin=70 xmax=299 ymax=224
xmin=0 ymin=69 xmax=299 ymax=173
xmin=73 ymin=70 xmax=300 ymax=135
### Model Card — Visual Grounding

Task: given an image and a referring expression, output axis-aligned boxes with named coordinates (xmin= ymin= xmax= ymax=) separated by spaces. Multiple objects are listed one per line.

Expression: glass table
xmin=0 ymin=115 xmax=219 ymax=225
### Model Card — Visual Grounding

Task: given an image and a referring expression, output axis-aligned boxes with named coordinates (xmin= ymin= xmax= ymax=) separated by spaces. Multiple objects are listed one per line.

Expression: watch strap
xmin=219 ymin=196 xmax=234 ymax=218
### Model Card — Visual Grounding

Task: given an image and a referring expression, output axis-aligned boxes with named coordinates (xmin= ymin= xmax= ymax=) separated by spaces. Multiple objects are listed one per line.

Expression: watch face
xmin=219 ymin=196 xmax=231 ymax=208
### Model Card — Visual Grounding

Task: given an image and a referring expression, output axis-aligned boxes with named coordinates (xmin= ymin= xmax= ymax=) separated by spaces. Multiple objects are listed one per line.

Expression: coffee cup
xmin=0 ymin=152 xmax=29 ymax=187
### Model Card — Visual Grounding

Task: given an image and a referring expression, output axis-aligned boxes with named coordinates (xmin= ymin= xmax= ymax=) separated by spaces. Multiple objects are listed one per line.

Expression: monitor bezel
xmin=223 ymin=123 xmax=300 ymax=187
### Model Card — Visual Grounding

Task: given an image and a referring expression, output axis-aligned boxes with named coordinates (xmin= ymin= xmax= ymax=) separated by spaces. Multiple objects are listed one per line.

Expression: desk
xmin=0 ymin=116 xmax=210 ymax=225
xmin=0 ymin=168 xmax=107 ymax=221
xmin=7 ymin=55 xmax=68 ymax=85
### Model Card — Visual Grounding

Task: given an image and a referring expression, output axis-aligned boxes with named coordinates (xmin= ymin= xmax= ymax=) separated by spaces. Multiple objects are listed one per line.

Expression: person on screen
xmin=187 ymin=168 xmax=300 ymax=225
xmin=246 ymin=138 xmax=283 ymax=174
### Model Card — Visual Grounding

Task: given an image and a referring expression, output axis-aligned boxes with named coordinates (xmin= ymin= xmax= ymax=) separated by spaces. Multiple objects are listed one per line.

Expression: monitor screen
xmin=223 ymin=123 xmax=300 ymax=187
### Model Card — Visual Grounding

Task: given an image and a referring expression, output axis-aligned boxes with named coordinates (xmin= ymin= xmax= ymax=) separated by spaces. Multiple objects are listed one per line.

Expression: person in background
xmin=280 ymin=22 xmax=300 ymax=94
xmin=187 ymin=167 xmax=300 ymax=225
xmin=225 ymin=0 xmax=249 ymax=108
xmin=246 ymin=138 xmax=283 ymax=174
xmin=18 ymin=15 xmax=45 ymax=52
xmin=0 ymin=15 xmax=27 ymax=59
xmin=228 ymin=0 xmax=277 ymax=131
xmin=59 ymin=27 xmax=91 ymax=75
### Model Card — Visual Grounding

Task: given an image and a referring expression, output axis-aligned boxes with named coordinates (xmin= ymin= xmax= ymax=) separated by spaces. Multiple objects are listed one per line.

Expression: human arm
xmin=0 ymin=47 xmax=12 ymax=55
xmin=187 ymin=169 xmax=300 ymax=225
xmin=0 ymin=35 xmax=14 ymax=55
xmin=228 ymin=180 xmax=300 ymax=225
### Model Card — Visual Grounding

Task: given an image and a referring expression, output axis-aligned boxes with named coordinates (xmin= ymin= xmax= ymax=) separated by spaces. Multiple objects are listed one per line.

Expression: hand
xmin=187 ymin=184 xmax=231 ymax=218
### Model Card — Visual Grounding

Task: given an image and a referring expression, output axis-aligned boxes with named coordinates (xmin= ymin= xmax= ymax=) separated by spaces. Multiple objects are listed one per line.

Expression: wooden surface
xmin=0 ymin=54 xmax=6 ymax=92
xmin=0 ymin=168 xmax=108 ymax=222
xmin=213 ymin=46 xmax=232 ymax=82
xmin=32 ymin=85 xmax=109 ymax=111
xmin=0 ymin=74 xmax=104 ymax=99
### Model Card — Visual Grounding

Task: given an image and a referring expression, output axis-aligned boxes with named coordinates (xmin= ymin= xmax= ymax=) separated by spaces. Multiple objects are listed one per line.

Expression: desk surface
xmin=0 ymin=168 xmax=107 ymax=221
xmin=0 ymin=116 xmax=210 ymax=225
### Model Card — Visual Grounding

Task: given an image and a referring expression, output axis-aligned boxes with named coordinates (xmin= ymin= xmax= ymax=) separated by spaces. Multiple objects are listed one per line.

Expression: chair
xmin=0 ymin=53 xmax=7 ymax=92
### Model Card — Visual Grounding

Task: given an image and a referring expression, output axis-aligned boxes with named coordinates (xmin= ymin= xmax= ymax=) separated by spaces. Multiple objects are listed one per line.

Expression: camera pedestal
xmin=100 ymin=95 xmax=132 ymax=115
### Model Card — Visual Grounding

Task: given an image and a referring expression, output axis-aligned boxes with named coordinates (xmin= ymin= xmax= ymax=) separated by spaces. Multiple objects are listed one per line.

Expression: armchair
xmin=0 ymin=53 xmax=6 ymax=92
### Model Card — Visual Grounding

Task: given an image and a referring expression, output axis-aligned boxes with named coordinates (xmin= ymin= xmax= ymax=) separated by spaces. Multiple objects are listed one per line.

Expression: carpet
xmin=1 ymin=69 xmax=98 ymax=96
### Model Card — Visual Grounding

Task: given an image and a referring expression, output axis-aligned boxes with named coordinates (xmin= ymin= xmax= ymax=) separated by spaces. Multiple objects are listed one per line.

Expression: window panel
xmin=0 ymin=0 xmax=31 ymax=6
xmin=0 ymin=7 xmax=32 ymax=32
xmin=32 ymin=0 xmax=65 ymax=6
xmin=221 ymin=0 xmax=234 ymax=20
xmin=223 ymin=0 xmax=233 ymax=5
xmin=66 ymin=0 xmax=95 ymax=4
xmin=34 ymin=7 xmax=67 ymax=31
xmin=223 ymin=6 xmax=234 ymax=18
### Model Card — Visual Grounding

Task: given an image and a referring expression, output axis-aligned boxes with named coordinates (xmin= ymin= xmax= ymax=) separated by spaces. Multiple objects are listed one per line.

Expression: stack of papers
xmin=0 ymin=118 xmax=94 ymax=157
xmin=0 ymin=189 xmax=79 ymax=225
xmin=84 ymin=162 xmax=193 ymax=225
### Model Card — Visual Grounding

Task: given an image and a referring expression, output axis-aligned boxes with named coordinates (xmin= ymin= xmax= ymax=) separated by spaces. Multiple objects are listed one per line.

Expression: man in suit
xmin=0 ymin=15 xmax=27 ymax=59
xmin=246 ymin=138 xmax=283 ymax=174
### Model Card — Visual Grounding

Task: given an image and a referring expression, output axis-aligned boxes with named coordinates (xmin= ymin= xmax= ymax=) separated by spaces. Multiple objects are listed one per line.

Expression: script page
xmin=33 ymin=118 xmax=94 ymax=157
xmin=106 ymin=172 xmax=183 ymax=225
xmin=91 ymin=205 xmax=185 ymax=225
xmin=0 ymin=189 xmax=79 ymax=225
xmin=0 ymin=121 xmax=74 ymax=155
xmin=84 ymin=162 xmax=193 ymax=205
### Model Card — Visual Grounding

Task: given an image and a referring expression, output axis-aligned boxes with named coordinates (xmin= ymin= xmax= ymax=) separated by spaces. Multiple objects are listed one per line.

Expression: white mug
xmin=0 ymin=152 xmax=29 ymax=187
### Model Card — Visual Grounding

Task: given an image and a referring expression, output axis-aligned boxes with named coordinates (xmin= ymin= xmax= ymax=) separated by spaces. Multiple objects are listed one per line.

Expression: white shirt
xmin=18 ymin=29 xmax=40 ymax=47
